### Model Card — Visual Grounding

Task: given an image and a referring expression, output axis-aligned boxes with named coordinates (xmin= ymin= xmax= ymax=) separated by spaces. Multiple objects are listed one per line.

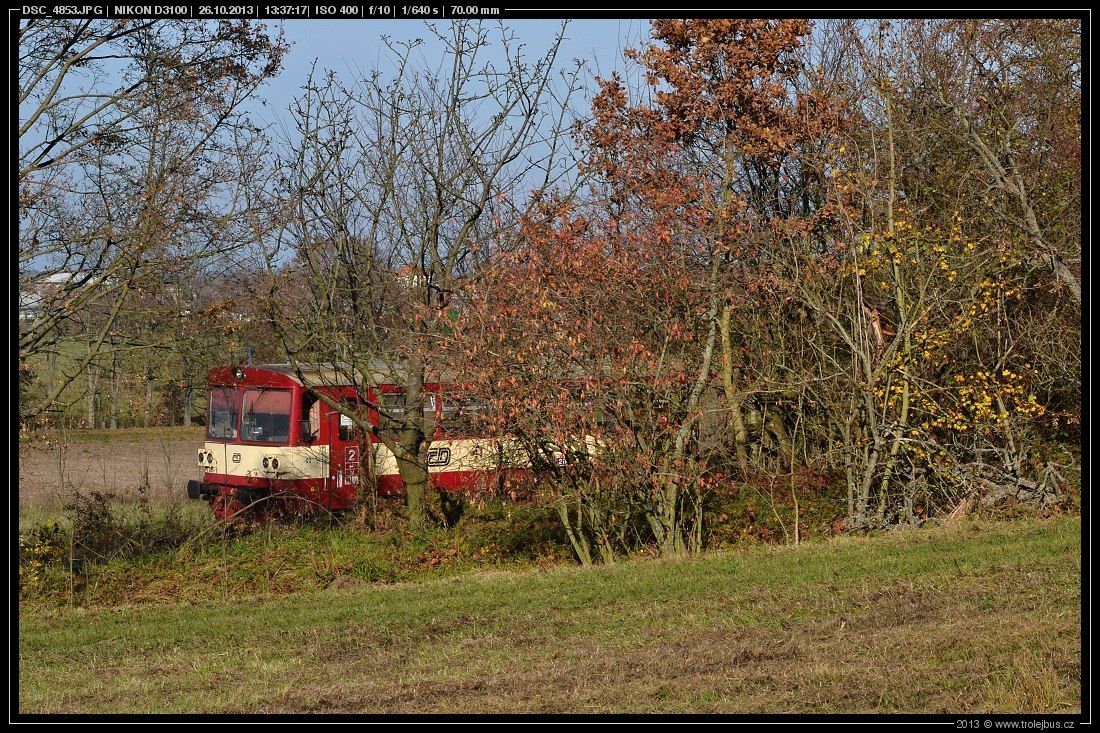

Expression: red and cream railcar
xmin=186 ymin=363 xmax=517 ymax=519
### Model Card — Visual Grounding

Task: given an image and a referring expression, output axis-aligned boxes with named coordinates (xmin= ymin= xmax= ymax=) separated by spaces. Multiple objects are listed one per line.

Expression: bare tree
xmin=257 ymin=21 xmax=583 ymax=527
xmin=18 ymin=19 xmax=286 ymax=423
xmin=911 ymin=19 xmax=1081 ymax=306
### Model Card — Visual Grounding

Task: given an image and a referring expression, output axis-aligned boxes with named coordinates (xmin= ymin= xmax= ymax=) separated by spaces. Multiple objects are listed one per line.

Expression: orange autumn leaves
xmin=451 ymin=20 xmax=836 ymax=446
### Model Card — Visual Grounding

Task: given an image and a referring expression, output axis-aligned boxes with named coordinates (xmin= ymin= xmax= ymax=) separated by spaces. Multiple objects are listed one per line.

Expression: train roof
xmin=211 ymin=359 xmax=620 ymax=390
xmin=259 ymin=362 xmax=399 ymax=387
xmin=209 ymin=361 xmax=406 ymax=388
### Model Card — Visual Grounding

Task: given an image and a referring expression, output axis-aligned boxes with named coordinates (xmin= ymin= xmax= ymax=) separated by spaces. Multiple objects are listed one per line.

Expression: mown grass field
xmin=18 ymin=516 xmax=1080 ymax=715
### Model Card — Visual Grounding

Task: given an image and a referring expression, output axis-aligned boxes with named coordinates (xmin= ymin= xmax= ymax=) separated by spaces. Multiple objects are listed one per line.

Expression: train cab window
xmin=242 ymin=388 xmax=291 ymax=443
xmin=207 ymin=387 xmax=241 ymax=440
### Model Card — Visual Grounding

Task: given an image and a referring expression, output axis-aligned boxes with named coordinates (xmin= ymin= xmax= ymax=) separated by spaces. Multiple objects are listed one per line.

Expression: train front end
xmin=187 ymin=365 xmax=339 ymax=519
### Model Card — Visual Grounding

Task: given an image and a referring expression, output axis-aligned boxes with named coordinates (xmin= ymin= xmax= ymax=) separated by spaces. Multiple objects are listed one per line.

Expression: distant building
xmin=18 ymin=271 xmax=76 ymax=322
xmin=395 ymin=263 xmax=424 ymax=288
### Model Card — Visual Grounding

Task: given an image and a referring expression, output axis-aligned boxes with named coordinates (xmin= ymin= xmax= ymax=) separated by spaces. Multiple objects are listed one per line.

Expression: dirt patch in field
xmin=18 ymin=434 xmax=203 ymax=510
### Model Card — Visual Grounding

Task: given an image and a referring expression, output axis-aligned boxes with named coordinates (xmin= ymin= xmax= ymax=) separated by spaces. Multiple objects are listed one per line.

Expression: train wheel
xmin=239 ymin=487 xmax=274 ymax=514
xmin=211 ymin=491 xmax=244 ymax=522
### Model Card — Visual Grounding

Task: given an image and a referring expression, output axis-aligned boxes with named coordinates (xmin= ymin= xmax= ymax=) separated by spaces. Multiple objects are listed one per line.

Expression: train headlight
xmin=270 ymin=457 xmax=280 ymax=470
xmin=206 ymin=452 xmax=214 ymax=464
xmin=262 ymin=457 xmax=270 ymax=469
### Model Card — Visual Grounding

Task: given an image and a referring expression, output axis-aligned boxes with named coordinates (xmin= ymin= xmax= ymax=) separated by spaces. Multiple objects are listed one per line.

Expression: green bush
xmin=18 ymin=522 xmax=67 ymax=598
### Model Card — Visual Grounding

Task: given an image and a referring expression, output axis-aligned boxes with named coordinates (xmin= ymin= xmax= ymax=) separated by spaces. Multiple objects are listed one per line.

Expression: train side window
xmin=301 ymin=394 xmax=320 ymax=443
xmin=571 ymin=385 xmax=614 ymax=427
xmin=441 ymin=394 xmax=488 ymax=436
xmin=338 ymin=397 xmax=364 ymax=442
xmin=380 ymin=391 xmax=435 ymax=425
xmin=380 ymin=392 xmax=405 ymax=422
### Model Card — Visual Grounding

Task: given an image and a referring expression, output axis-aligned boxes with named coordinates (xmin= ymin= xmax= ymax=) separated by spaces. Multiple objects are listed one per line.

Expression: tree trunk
xmin=182 ymin=384 xmax=192 ymax=428
xmin=398 ymin=451 xmax=429 ymax=530
xmin=144 ymin=361 xmax=154 ymax=428
xmin=109 ymin=355 xmax=119 ymax=430
xmin=557 ymin=495 xmax=594 ymax=565
xmin=401 ymin=353 xmax=432 ymax=529
xmin=85 ymin=361 xmax=99 ymax=428
xmin=764 ymin=411 xmax=794 ymax=469
xmin=650 ymin=252 xmax=722 ymax=558
xmin=719 ymin=304 xmax=750 ymax=474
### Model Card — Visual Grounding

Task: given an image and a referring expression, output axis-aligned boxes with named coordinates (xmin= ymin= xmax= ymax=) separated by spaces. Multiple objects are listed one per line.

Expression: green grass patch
xmin=18 ymin=516 xmax=1081 ymax=714
xmin=20 ymin=498 xmax=573 ymax=608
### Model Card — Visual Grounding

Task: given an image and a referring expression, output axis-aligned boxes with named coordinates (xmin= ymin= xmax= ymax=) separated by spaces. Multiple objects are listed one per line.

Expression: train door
xmin=326 ymin=395 xmax=366 ymax=508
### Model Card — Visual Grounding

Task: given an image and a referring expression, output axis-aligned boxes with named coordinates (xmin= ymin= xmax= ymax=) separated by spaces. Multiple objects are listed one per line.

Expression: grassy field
xmin=18 ymin=516 xmax=1080 ymax=715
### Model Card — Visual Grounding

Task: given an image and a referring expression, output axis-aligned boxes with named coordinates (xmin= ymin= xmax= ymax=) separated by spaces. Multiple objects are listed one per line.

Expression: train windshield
xmin=207 ymin=387 xmax=241 ymax=440
xmin=242 ymin=388 xmax=292 ymax=444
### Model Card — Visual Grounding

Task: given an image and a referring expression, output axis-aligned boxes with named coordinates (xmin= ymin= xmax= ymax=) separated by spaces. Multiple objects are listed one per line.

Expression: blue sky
xmin=249 ymin=19 xmax=650 ymax=130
